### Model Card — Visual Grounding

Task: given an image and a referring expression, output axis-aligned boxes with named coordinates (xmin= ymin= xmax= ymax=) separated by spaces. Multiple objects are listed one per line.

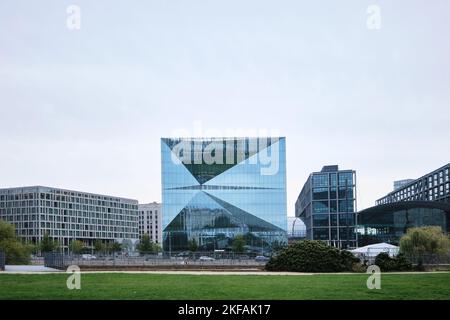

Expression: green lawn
xmin=0 ymin=273 xmax=449 ymax=300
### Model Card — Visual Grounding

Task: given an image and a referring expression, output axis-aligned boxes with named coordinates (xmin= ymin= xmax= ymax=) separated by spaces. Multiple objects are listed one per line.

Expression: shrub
xmin=265 ymin=240 xmax=360 ymax=272
xmin=400 ymin=226 xmax=450 ymax=267
xmin=0 ymin=220 xmax=31 ymax=264
xmin=374 ymin=252 xmax=412 ymax=272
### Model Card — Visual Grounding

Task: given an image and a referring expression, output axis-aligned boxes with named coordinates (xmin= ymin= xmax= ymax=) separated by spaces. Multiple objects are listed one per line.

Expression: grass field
xmin=0 ymin=272 xmax=449 ymax=300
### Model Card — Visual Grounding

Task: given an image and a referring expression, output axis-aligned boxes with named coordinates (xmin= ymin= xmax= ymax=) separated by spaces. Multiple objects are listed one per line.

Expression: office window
xmin=312 ymin=174 xmax=328 ymax=187
xmin=313 ymin=188 xmax=328 ymax=200
xmin=313 ymin=200 xmax=329 ymax=213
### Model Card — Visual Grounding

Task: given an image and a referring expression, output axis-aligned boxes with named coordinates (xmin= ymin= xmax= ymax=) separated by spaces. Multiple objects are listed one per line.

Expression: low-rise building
xmin=0 ymin=186 xmax=139 ymax=252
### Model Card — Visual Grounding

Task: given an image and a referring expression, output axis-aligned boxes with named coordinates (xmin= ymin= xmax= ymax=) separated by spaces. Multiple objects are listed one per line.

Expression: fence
xmin=37 ymin=252 xmax=268 ymax=269
xmin=405 ymin=253 xmax=450 ymax=266
xmin=0 ymin=251 xmax=5 ymax=271
xmin=355 ymin=249 xmax=450 ymax=266
xmin=44 ymin=252 xmax=66 ymax=270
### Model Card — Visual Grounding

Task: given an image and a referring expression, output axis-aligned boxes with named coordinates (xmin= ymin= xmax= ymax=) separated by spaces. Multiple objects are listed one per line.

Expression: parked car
xmin=199 ymin=256 xmax=215 ymax=262
xmin=81 ymin=254 xmax=97 ymax=260
xmin=176 ymin=251 xmax=191 ymax=258
xmin=255 ymin=255 xmax=270 ymax=262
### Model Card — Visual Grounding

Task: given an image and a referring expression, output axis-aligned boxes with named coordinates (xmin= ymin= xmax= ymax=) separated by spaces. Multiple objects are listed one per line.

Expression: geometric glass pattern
xmin=161 ymin=137 xmax=288 ymax=253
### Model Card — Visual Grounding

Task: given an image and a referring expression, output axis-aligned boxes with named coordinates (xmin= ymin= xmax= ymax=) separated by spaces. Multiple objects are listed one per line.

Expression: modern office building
xmin=138 ymin=202 xmax=162 ymax=244
xmin=357 ymin=201 xmax=450 ymax=246
xmin=0 ymin=186 xmax=139 ymax=251
xmin=161 ymin=137 xmax=287 ymax=253
xmin=295 ymin=165 xmax=357 ymax=249
xmin=376 ymin=163 xmax=450 ymax=205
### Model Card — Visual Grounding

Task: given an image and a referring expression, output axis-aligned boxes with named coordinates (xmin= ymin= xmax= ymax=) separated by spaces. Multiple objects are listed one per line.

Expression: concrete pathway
xmin=4 ymin=265 xmax=60 ymax=273
xmin=2 ymin=267 xmax=449 ymax=276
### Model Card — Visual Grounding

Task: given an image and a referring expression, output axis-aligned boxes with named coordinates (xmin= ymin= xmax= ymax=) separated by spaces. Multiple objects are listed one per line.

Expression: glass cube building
xmin=161 ymin=137 xmax=287 ymax=253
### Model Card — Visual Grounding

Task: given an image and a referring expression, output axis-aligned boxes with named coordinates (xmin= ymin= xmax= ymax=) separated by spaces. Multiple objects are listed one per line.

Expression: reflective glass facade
xmin=295 ymin=165 xmax=357 ymax=248
xmin=357 ymin=201 xmax=450 ymax=246
xmin=161 ymin=137 xmax=287 ymax=253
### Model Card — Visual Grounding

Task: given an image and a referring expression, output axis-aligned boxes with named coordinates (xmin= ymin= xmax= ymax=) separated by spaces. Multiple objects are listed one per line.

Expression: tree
xmin=0 ymin=220 xmax=31 ymax=264
xmin=153 ymin=243 xmax=162 ymax=253
xmin=70 ymin=240 xmax=85 ymax=254
xmin=137 ymin=234 xmax=154 ymax=254
xmin=232 ymin=235 xmax=246 ymax=253
xmin=265 ymin=240 xmax=360 ymax=272
xmin=188 ymin=238 xmax=198 ymax=252
xmin=39 ymin=232 xmax=59 ymax=252
xmin=94 ymin=240 xmax=105 ymax=253
xmin=400 ymin=226 xmax=450 ymax=266
xmin=111 ymin=242 xmax=122 ymax=253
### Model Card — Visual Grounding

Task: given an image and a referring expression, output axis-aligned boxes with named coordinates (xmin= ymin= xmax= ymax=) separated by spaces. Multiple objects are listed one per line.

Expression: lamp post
xmin=345 ymin=178 xmax=351 ymax=249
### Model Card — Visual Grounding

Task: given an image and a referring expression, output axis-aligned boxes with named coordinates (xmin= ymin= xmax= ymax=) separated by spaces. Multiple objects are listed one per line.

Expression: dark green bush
xmin=265 ymin=240 xmax=360 ymax=272
xmin=374 ymin=252 xmax=412 ymax=272
xmin=0 ymin=220 xmax=31 ymax=265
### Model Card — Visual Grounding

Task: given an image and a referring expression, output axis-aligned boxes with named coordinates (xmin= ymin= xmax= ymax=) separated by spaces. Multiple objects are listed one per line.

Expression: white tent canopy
xmin=351 ymin=243 xmax=399 ymax=257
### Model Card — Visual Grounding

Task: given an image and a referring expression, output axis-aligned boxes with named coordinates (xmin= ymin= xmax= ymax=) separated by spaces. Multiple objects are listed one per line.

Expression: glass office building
xmin=161 ymin=137 xmax=287 ymax=253
xmin=357 ymin=201 xmax=450 ymax=246
xmin=376 ymin=163 xmax=450 ymax=205
xmin=295 ymin=165 xmax=357 ymax=249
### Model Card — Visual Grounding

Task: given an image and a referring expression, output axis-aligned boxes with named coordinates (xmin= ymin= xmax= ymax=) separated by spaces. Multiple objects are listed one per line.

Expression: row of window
xmin=312 ymin=200 xmax=355 ymax=213
xmin=1 ymin=200 xmax=137 ymax=215
xmin=312 ymin=213 xmax=356 ymax=227
xmin=17 ymin=229 xmax=136 ymax=238
xmin=312 ymin=187 xmax=355 ymax=200
xmin=378 ymin=182 xmax=450 ymax=204
xmin=0 ymin=207 xmax=137 ymax=221
xmin=0 ymin=192 xmax=137 ymax=209
xmin=312 ymin=172 xmax=354 ymax=188
xmin=312 ymin=227 xmax=357 ymax=240
xmin=1 ymin=214 xmax=136 ymax=226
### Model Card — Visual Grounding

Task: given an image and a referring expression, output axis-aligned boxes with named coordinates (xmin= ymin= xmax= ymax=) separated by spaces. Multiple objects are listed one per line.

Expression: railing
xmin=38 ymin=252 xmax=269 ymax=269
xmin=43 ymin=252 xmax=66 ymax=270
xmin=0 ymin=251 xmax=5 ymax=271
xmin=405 ymin=253 xmax=450 ymax=265
xmin=355 ymin=249 xmax=450 ymax=266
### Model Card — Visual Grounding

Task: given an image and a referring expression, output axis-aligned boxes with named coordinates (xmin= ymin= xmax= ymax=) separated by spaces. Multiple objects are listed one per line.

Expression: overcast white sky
xmin=1 ymin=0 xmax=449 ymax=216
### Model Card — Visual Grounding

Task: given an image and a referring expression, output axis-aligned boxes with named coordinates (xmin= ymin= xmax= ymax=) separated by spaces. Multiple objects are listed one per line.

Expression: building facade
xmin=295 ymin=165 xmax=357 ymax=249
xmin=394 ymin=179 xmax=415 ymax=191
xmin=376 ymin=163 xmax=450 ymax=205
xmin=138 ymin=202 xmax=162 ymax=244
xmin=357 ymin=201 xmax=450 ymax=246
xmin=161 ymin=137 xmax=287 ymax=253
xmin=0 ymin=186 xmax=139 ymax=251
